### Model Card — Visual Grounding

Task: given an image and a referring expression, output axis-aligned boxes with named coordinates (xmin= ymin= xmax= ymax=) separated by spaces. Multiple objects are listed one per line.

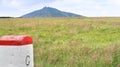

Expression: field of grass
xmin=0 ymin=17 xmax=120 ymax=67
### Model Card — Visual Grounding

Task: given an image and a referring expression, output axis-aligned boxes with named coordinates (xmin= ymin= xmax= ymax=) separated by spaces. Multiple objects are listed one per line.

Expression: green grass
xmin=1 ymin=17 xmax=120 ymax=67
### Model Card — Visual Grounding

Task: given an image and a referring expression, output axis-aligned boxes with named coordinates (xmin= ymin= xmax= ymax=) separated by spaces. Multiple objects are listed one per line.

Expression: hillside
xmin=1 ymin=18 xmax=120 ymax=67
xmin=21 ymin=7 xmax=84 ymax=18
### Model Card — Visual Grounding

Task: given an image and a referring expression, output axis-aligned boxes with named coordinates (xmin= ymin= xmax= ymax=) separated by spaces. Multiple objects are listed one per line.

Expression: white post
xmin=0 ymin=35 xmax=34 ymax=67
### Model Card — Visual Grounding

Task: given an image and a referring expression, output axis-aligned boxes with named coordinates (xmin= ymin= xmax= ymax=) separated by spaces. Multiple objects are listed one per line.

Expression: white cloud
xmin=1 ymin=0 xmax=23 ymax=8
xmin=0 ymin=0 xmax=39 ymax=8
xmin=0 ymin=0 xmax=120 ymax=17
xmin=109 ymin=0 xmax=120 ymax=5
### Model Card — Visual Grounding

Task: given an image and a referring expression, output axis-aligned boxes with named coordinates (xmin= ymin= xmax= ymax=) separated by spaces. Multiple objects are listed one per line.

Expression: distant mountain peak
xmin=43 ymin=6 xmax=50 ymax=8
xmin=41 ymin=7 xmax=58 ymax=11
xmin=42 ymin=7 xmax=50 ymax=10
xmin=21 ymin=7 xmax=84 ymax=18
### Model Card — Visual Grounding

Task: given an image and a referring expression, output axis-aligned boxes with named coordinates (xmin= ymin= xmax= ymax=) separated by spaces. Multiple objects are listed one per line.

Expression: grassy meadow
xmin=0 ymin=17 xmax=120 ymax=67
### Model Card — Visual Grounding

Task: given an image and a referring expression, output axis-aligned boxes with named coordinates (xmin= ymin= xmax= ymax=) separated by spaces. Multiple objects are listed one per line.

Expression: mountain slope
xmin=21 ymin=7 xmax=84 ymax=18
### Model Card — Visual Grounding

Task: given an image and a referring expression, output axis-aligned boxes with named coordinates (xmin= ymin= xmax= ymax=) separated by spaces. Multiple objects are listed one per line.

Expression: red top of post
xmin=0 ymin=35 xmax=33 ymax=46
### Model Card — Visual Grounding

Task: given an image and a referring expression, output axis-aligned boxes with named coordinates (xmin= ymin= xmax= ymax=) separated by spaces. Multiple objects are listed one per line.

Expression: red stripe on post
xmin=0 ymin=35 xmax=33 ymax=46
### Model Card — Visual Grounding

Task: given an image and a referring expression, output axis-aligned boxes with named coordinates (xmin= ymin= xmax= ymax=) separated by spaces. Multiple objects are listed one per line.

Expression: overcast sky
xmin=0 ymin=0 xmax=120 ymax=17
